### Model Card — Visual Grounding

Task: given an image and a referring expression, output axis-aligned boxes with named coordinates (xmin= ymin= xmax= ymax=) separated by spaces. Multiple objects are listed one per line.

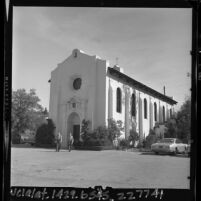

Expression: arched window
xmin=144 ymin=98 xmax=147 ymax=119
xmin=154 ymin=102 xmax=157 ymax=121
xmin=163 ymin=106 xmax=165 ymax=122
xmin=116 ymin=88 xmax=122 ymax=113
xmin=131 ymin=93 xmax=136 ymax=117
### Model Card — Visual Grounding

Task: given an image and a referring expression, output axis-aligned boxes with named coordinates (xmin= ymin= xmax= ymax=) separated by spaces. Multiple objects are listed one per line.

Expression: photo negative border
xmin=4 ymin=0 xmax=199 ymax=201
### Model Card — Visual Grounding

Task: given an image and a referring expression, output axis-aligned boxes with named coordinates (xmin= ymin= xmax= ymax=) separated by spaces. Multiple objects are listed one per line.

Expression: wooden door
xmin=73 ymin=125 xmax=80 ymax=143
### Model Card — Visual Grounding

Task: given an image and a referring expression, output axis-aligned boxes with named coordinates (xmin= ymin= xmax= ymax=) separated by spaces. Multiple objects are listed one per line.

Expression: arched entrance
xmin=67 ymin=112 xmax=81 ymax=144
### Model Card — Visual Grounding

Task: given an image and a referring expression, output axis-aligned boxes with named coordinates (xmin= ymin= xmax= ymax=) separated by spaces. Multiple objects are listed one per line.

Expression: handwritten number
xmin=151 ymin=189 xmax=159 ymax=198
xmin=144 ymin=190 xmax=150 ymax=198
xmin=89 ymin=190 xmax=97 ymax=199
xmin=52 ymin=190 xmax=56 ymax=199
xmin=117 ymin=192 xmax=124 ymax=200
xmin=80 ymin=190 xmax=88 ymax=199
xmin=126 ymin=192 xmax=135 ymax=200
xmin=159 ymin=190 xmax=163 ymax=199
xmin=55 ymin=189 xmax=63 ymax=199
xmin=102 ymin=190 xmax=110 ymax=200
xmin=63 ymin=190 xmax=69 ymax=199
xmin=136 ymin=190 xmax=143 ymax=198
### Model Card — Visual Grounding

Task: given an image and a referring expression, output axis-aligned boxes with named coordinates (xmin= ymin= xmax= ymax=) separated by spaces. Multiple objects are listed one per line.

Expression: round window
xmin=73 ymin=78 xmax=82 ymax=90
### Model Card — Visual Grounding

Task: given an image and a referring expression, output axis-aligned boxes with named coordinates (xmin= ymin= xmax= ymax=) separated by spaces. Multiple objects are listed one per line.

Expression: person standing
xmin=55 ymin=132 xmax=62 ymax=152
xmin=68 ymin=132 xmax=74 ymax=152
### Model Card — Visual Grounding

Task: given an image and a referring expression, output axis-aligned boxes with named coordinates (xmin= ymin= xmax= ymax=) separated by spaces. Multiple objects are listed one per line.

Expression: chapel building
xmin=49 ymin=49 xmax=177 ymax=148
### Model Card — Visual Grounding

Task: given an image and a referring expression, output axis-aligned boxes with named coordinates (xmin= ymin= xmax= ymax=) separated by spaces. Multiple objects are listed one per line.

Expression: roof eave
xmin=108 ymin=67 xmax=177 ymax=105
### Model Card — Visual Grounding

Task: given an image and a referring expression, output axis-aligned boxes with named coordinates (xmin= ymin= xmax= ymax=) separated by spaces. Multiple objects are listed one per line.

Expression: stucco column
xmin=149 ymin=98 xmax=153 ymax=130
xmin=124 ymin=88 xmax=130 ymax=139
xmin=135 ymin=91 xmax=139 ymax=134
xmin=108 ymin=79 xmax=113 ymax=119
xmin=159 ymin=101 xmax=162 ymax=123
xmin=166 ymin=103 xmax=169 ymax=120
xmin=138 ymin=92 xmax=143 ymax=142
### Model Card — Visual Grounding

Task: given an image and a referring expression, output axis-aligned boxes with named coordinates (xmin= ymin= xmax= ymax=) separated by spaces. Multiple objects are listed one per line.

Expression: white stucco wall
xmin=107 ymin=76 xmax=126 ymax=138
xmin=49 ymin=49 xmax=107 ymax=147
xmin=49 ymin=49 xmax=176 ymax=147
xmin=94 ymin=59 xmax=108 ymax=128
xmin=106 ymin=73 xmax=174 ymax=139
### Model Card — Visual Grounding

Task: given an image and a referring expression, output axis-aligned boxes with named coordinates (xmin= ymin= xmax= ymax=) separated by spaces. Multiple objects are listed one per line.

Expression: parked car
xmin=151 ymin=138 xmax=188 ymax=155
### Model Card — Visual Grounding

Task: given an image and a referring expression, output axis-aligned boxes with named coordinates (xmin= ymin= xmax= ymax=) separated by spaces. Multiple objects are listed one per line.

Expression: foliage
xmin=78 ymin=119 xmax=123 ymax=148
xmin=107 ymin=118 xmax=124 ymax=141
xmin=176 ymin=97 xmax=191 ymax=142
xmin=11 ymin=132 xmax=21 ymax=144
xmin=83 ymin=138 xmax=103 ymax=147
xmin=80 ymin=126 xmax=112 ymax=147
xmin=144 ymin=129 xmax=160 ymax=148
xmin=128 ymin=129 xmax=139 ymax=146
xmin=163 ymin=97 xmax=191 ymax=143
xmin=81 ymin=131 xmax=95 ymax=144
xmin=35 ymin=118 xmax=56 ymax=147
xmin=73 ymin=140 xmax=83 ymax=147
xmin=164 ymin=119 xmax=177 ymax=138
xmin=94 ymin=126 xmax=109 ymax=140
xmin=118 ymin=139 xmax=130 ymax=149
xmin=81 ymin=119 xmax=91 ymax=134
xmin=12 ymin=89 xmax=47 ymax=143
xmin=149 ymin=129 xmax=155 ymax=135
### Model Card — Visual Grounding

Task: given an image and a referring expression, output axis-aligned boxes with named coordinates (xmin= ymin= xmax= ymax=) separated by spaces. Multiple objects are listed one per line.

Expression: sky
xmin=12 ymin=7 xmax=192 ymax=111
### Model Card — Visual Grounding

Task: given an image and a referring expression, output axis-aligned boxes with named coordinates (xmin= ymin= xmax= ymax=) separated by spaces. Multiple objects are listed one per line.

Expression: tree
xmin=12 ymin=89 xmax=46 ymax=143
xmin=164 ymin=119 xmax=177 ymax=138
xmin=164 ymin=97 xmax=191 ymax=143
xmin=176 ymin=97 xmax=191 ymax=143
xmin=35 ymin=118 xmax=56 ymax=147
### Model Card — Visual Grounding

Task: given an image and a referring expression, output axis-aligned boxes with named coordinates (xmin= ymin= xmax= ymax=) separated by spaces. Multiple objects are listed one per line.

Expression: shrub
xmin=80 ymin=125 xmax=113 ymax=148
xmin=73 ymin=140 xmax=83 ymax=147
xmin=119 ymin=139 xmax=130 ymax=149
xmin=95 ymin=126 xmax=109 ymax=139
xmin=108 ymin=118 xmax=124 ymax=141
xmin=81 ymin=119 xmax=91 ymax=134
xmin=79 ymin=119 xmax=123 ymax=149
xmin=35 ymin=118 xmax=55 ymax=147
xmin=144 ymin=129 xmax=160 ymax=148
xmin=86 ymin=139 xmax=102 ymax=146
xmin=12 ymin=132 xmax=21 ymax=144
xmin=81 ymin=131 xmax=95 ymax=142
xmin=128 ymin=129 xmax=139 ymax=147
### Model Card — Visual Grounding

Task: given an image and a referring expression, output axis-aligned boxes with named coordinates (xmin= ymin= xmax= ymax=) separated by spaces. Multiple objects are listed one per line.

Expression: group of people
xmin=55 ymin=132 xmax=74 ymax=152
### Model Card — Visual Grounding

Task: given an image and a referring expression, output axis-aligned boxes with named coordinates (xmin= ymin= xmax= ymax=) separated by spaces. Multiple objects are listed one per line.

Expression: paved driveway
xmin=11 ymin=147 xmax=190 ymax=188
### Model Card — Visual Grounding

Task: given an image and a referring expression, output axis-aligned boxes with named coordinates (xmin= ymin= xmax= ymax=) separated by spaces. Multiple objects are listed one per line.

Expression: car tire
xmin=175 ymin=148 xmax=179 ymax=155
xmin=155 ymin=152 xmax=159 ymax=155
